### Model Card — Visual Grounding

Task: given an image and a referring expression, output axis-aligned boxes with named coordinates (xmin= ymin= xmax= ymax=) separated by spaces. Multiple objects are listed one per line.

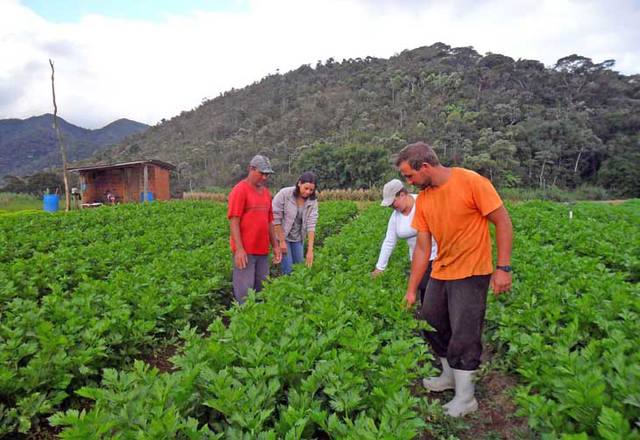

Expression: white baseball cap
xmin=380 ymin=179 xmax=405 ymax=206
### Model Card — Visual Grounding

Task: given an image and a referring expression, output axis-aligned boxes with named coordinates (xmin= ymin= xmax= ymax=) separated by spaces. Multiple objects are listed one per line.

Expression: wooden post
xmin=49 ymin=59 xmax=71 ymax=212
xmin=80 ymin=175 xmax=85 ymax=209
xmin=143 ymin=164 xmax=148 ymax=203
xmin=124 ymin=168 xmax=130 ymax=202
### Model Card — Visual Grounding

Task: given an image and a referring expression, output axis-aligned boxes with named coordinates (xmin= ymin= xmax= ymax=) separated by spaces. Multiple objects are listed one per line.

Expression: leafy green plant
xmin=0 ymin=200 xmax=360 ymax=436
xmin=486 ymin=200 xmax=640 ymax=438
xmin=50 ymin=206 xmax=435 ymax=438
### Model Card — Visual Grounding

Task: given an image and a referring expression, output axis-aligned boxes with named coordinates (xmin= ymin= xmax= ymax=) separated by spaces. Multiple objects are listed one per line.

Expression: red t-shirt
xmin=227 ymin=180 xmax=273 ymax=255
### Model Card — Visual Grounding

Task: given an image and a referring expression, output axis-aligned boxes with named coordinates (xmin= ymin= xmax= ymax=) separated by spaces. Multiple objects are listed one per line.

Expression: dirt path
xmin=418 ymin=346 xmax=535 ymax=440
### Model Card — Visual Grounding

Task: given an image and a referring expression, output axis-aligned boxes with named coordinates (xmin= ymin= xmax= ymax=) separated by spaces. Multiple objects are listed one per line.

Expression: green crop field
xmin=1 ymin=199 xmax=638 ymax=439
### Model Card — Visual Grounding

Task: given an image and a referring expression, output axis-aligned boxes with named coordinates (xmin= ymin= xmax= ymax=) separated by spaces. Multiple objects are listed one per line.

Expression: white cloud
xmin=1 ymin=0 xmax=638 ymax=128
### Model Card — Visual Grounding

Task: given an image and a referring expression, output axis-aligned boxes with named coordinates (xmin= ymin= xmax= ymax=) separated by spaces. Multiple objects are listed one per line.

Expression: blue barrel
xmin=140 ymin=191 xmax=154 ymax=202
xmin=43 ymin=194 xmax=59 ymax=212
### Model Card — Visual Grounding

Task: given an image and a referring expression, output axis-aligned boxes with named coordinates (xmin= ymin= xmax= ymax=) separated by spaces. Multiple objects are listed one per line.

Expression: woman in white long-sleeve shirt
xmin=372 ymin=179 xmax=438 ymax=304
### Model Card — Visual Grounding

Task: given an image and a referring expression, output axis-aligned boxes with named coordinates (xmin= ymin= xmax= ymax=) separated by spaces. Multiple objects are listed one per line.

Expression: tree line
xmin=90 ymin=43 xmax=638 ymax=196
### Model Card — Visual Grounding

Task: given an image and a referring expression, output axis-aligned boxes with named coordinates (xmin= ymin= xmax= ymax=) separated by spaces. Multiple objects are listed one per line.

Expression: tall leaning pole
xmin=49 ymin=59 xmax=71 ymax=212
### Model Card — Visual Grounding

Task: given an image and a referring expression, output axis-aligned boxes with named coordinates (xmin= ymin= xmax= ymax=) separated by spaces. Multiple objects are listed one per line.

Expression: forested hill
xmin=96 ymin=42 xmax=640 ymax=196
xmin=1 ymin=114 xmax=149 ymax=177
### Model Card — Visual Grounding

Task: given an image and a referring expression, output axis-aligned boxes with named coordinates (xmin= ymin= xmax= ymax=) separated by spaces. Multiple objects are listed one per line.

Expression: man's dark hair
xmin=395 ymin=141 xmax=440 ymax=170
xmin=294 ymin=171 xmax=318 ymax=200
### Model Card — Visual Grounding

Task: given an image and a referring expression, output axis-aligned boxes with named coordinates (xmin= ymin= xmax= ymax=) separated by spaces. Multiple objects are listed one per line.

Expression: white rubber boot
xmin=422 ymin=357 xmax=455 ymax=392
xmin=445 ymin=369 xmax=478 ymax=417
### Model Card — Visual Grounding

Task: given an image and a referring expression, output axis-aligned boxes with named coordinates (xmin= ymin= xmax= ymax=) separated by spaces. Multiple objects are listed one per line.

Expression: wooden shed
xmin=68 ymin=160 xmax=175 ymax=204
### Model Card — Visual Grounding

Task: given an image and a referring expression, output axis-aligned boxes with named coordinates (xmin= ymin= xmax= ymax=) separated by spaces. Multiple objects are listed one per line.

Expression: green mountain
xmin=0 ymin=114 xmax=149 ymax=177
xmin=98 ymin=43 xmax=640 ymax=196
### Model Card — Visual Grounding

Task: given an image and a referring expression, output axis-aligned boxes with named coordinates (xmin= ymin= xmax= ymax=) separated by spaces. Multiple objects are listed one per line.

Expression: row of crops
xmin=2 ymin=199 xmax=638 ymax=439
xmin=487 ymin=200 xmax=640 ymax=439
xmin=48 ymin=206 xmax=435 ymax=439
xmin=0 ymin=201 xmax=359 ymax=436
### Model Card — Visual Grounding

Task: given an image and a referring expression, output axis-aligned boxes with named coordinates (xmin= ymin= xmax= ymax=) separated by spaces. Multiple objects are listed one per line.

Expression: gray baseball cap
xmin=380 ymin=179 xmax=404 ymax=206
xmin=249 ymin=154 xmax=274 ymax=174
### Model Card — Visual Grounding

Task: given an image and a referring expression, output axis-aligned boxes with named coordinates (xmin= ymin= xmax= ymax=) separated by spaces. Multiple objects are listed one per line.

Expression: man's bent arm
xmin=487 ymin=205 xmax=513 ymax=293
xmin=230 ymin=217 xmax=245 ymax=252
xmin=406 ymin=231 xmax=431 ymax=304
xmin=487 ymin=205 xmax=513 ymax=266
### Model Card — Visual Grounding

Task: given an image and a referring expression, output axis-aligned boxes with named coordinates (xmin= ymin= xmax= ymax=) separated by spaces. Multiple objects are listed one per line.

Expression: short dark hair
xmin=396 ymin=187 xmax=409 ymax=197
xmin=395 ymin=141 xmax=440 ymax=170
xmin=294 ymin=171 xmax=318 ymax=200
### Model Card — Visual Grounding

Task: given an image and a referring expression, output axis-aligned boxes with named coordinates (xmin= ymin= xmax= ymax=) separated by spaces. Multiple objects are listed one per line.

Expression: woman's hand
xmin=279 ymin=241 xmax=288 ymax=254
xmin=306 ymin=249 xmax=314 ymax=267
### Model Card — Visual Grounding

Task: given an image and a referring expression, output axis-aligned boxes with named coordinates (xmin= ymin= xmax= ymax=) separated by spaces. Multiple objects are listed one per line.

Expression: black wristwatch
xmin=496 ymin=265 xmax=513 ymax=273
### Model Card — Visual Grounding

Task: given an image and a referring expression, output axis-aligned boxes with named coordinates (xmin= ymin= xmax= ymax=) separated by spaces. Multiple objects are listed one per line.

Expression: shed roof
xmin=68 ymin=160 xmax=176 ymax=173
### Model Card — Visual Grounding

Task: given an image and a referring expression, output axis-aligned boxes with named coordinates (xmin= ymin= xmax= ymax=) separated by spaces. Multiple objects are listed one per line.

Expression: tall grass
xmin=183 ymin=188 xmax=383 ymax=202
xmin=499 ymin=185 xmax=611 ymax=202
xmin=0 ymin=192 xmax=64 ymax=213
xmin=0 ymin=193 xmax=42 ymax=212
xmin=185 ymin=184 xmax=616 ymax=203
xmin=182 ymin=191 xmax=227 ymax=202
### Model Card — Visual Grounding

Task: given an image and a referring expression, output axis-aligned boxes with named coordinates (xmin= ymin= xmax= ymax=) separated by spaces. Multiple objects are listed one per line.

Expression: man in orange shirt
xmin=396 ymin=141 xmax=513 ymax=417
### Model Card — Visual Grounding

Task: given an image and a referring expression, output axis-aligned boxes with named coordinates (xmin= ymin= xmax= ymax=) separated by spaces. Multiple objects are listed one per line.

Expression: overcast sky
xmin=1 ymin=0 xmax=639 ymax=129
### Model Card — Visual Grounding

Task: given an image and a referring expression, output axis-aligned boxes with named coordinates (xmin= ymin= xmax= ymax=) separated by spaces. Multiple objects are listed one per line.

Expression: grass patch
xmin=0 ymin=192 xmax=61 ymax=213
xmin=498 ymin=184 xmax=611 ymax=202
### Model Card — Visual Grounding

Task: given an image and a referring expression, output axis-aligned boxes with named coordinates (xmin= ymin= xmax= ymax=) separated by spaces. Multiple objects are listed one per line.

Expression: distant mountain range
xmin=0 ymin=114 xmax=149 ymax=177
xmin=4 ymin=43 xmax=638 ymax=196
xmin=94 ymin=43 xmax=639 ymax=196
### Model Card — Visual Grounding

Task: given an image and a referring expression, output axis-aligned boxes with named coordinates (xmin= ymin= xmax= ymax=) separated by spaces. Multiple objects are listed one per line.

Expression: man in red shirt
xmin=396 ymin=141 xmax=513 ymax=418
xmin=227 ymin=155 xmax=282 ymax=303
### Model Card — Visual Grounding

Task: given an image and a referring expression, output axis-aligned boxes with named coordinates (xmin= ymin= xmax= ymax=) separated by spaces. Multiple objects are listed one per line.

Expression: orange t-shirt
xmin=412 ymin=168 xmax=503 ymax=280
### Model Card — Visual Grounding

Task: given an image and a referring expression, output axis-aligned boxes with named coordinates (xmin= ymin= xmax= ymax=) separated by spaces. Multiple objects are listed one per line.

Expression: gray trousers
xmin=232 ymin=254 xmax=269 ymax=304
xmin=419 ymin=275 xmax=490 ymax=371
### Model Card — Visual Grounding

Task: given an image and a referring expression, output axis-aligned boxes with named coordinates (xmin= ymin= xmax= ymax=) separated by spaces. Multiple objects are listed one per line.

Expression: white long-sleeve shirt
xmin=375 ymin=194 xmax=438 ymax=271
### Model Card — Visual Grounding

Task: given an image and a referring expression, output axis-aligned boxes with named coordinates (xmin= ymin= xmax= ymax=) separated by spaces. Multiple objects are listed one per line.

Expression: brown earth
xmin=417 ymin=345 xmax=536 ymax=440
xmin=141 ymin=343 xmax=179 ymax=373
xmin=460 ymin=369 xmax=535 ymax=440
xmin=19 ymin=423 xmax=61 ymax=440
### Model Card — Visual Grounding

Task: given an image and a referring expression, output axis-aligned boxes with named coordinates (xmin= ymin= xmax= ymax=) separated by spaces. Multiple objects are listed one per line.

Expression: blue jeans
xmin=280 ymin=240 xmax=304 ymax=275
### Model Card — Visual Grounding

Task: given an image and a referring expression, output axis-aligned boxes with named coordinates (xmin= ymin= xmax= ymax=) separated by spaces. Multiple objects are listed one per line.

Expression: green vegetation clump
xmin=0 ymin=200 xmax=359 ymax=436
xmin=49 ymin=206 xmax=433 ymax=439
xmin=499 ymin=185 xmax=612 ymax=202
xmin=1 ymin=199 xmax=638 ymax=438
xmin=486 ymin=200 xmax=640 ymax=438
